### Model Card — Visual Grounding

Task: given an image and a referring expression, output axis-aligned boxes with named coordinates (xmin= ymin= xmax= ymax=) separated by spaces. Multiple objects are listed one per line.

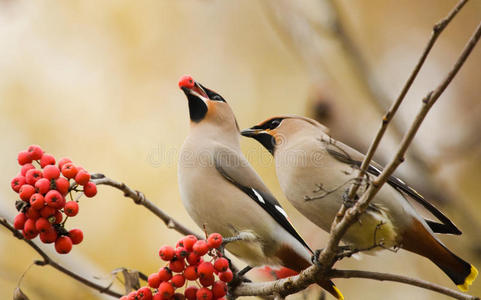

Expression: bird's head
xmin=241 ymin=115 xmax=329 ymax=154
xmin=178 ymin=75 xmax=239 ymax=132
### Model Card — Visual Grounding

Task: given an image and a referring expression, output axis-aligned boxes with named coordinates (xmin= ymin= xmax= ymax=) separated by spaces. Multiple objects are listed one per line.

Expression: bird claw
xmin=311 ymin=249 xmax=323 ymax=266
xmin=342 ymin=189 xmax=357 ymax=208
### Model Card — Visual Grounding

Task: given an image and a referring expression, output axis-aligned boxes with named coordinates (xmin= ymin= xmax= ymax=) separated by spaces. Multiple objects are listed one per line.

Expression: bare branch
xmin=232 ymin=3 xmax=481 ymax=299
xmin=91 ymin=174 xmax=201 ymax=239
xmin=329 ymin=269 xmax=480 ymax=300
xmin=0 ymin=218 xmax=122 ymax=299
xmin=345 ymin=0 xmax=469 ymax=206
xmin=233 ymin=267 xmax=478 ymax=300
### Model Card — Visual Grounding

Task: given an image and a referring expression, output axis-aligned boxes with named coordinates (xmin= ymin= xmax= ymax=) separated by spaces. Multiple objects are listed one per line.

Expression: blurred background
xmin=0 ymin=0 xmax=480 ymax=299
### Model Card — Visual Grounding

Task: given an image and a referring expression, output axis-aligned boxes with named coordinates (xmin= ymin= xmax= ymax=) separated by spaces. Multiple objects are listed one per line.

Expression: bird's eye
xmin=211 ymin=95 xmax=223 ymax=101
xmin=270 ymin=119 xmax=281 ymax=129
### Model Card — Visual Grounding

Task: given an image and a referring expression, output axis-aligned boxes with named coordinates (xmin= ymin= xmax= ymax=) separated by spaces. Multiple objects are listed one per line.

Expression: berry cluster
xmin=121 ymin=233 xmax=233 ymax=300
xmin=10 ymin=145 xmax=97 ymax=254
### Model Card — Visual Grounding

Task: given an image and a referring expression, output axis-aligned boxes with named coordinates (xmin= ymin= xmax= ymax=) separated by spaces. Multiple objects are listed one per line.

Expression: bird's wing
xmin=323 ymin=138 xmax=462 ymax=235
xmin=213 ymin=146 xmax=313 ymax=253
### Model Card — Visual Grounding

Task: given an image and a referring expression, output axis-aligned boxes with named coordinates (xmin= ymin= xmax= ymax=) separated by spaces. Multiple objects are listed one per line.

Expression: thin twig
xmin=233 ymin=267 xmax=478 ymax=300
xmin=320 ymin=17 xmax=481 ymax=272
xmin=232 ymin=5 xmax=481 ymax=300
xmin=344 ymin=0 xmax=469 ymax=212
xmin=91 ymin=174 xmax=201 ymax=239
xmin=329 ymin=269 xmax=480 ymax=300
xmin=91 ymin=174 xmax=241 ymax=274
xmin=0 ymin=218 xmax=122 ymax=298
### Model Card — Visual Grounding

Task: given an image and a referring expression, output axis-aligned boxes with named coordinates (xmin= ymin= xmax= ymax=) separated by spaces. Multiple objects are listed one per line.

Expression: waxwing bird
xmin=241 ymin=115 xmax=478 ymax=291
xmin=177 ymin=76 xmax=343 ymax=299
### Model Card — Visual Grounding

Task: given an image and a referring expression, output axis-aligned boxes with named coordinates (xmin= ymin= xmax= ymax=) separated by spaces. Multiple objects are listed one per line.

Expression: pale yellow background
xmin=0 ymin=1 xmax=480 ymax=299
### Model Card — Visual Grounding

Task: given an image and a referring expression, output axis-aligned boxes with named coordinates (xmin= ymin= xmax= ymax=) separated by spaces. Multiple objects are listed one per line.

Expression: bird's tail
xmin=403 ymin=219 xmax=478 ymax=291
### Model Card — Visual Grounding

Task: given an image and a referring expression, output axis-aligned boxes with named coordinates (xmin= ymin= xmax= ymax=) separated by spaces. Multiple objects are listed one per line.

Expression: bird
xmin=241 ymin=115 xmax=478 ymax=292
xmin=177 ymin=76 xmax=343 ymax=299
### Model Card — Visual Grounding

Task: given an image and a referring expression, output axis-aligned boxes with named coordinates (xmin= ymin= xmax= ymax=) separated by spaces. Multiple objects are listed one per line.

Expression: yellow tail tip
xmin=457 ymin=264 xmax=478 ymax=292
xmin=333 ymin=285 xmax=344 ymax=300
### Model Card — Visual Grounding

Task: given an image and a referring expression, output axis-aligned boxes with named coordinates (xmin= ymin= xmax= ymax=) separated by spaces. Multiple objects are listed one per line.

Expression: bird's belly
xmin=178 ymin=166 xmax=280 ymax=266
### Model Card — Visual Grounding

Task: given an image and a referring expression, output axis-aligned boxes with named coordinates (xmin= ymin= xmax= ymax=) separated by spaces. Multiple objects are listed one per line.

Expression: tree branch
xmin=320 ymin=14 xmax=481 ymax=273
xmin=233 ymin=268 xmax=479 ymax=300
xmin=0 ymin=218 xmax=122 ymax=299
xmin=231 ymin=3 xmax=481 ymax=299
xmin=91 ymin=174 xmax=201 ymax=239
xmin=345 ymin=0 xmax=468 ymax=208
xmin=329 ymin=269 xmax=480 ymax=300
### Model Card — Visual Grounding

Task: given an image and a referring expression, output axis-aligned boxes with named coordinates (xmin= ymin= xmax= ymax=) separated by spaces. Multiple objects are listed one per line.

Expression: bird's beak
xmin=241 ymin=128 xmax=265 ymax=137
xmin=181 ymin=82 xmax=209 ymax=102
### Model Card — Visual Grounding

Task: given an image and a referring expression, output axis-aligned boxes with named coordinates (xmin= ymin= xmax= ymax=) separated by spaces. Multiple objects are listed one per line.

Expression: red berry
xmin=137 ymin=287 xmax=153 ymax=300
xmin=196 ymin=287 xmax=213 ymax=300
xmin=184 ymin=287 xmax=198 ymax=300
xmin=21 ymin=163 xmax=35 ymax=176
xmin=158 ymin=267 xmax=173 ymax=282
xmin=176 ymin=247 xmax=189 ymax=259
xmin=158 ymin=282 xmax=174 ymax=300
xmin=18 ymin=150 xmax=32 ymax=165
xmin=13 ymin=213 xmax=27 ymax=230
xmin=148 ymin=272 xmax=161 ymax=288
xmin=39 ymin=154 xmax=56 ymax=168
xmin=212 ymin=281 xmax=227 ymax=298
xmin=182 ymin=235 xmax=198 ymax=252
xmin=40 ymin=206 xmax=56 ymax=218
xmin=152 ymin=294 xmax=162 ymax=300
xmin=27 ymin=145 xmax=43 ymax=160
xmin=58 ymin=157 xmax=72 ymax=170
xmin=183 ymin=265 xmax=198 ymax=280
xmin=197 ymin=262 xmax=214 ymax=278
xmin=39 ymin=227 xmax=57 ymax=243
xmin=83 ymin=181 xmax=97 ymax=197
xmin=193 ymin=240 xmax=209 ymax=256
xmin=61 ymin=162 xmax=78 ymax=179
xmin=25 ymin=169 xmax=43 ymax=185
xmin=23 ymin=218 xmax=37 ymax=236
xmin=53 ymin=210 xmax=63 ymax=224
xmin=173 ymin=293 xmax=185 ymax=300
xmin=30 ymin=193 xmax=45 ymax=210
xmin=64 ymin=201 xmax=79 ymax=217
xmin=127 ymin=291 xmax=137 ymax=300
xmin=23 ymin=228 xmax=38 ymax=240
xmin=218 ymin=270 xmax=233 ymax=283
xmin=169 ymin=259 xmax=185 ymax=273
xmin=171 ymin=274 xmax=186 ymax=288
xmin=207 ymin=233 xmax=222 ymax=249
xmin=43 ymin=165 xmax=60 ymax=180
xmin=69 ymin=229 xmax=83 ymax=244
xmin=159 ymin=245 xmax=175 ymax=261
xmin=75 ymin=170 xmax=90 ymax=185
xmin=55 ymin=177 xmax=69 ymax=196
xmin=213 ymin=258 xmax=229 ymax=272
xmin=35 ymin=217 xmax=52 ymax=233
xmin=55 ymin=236 xmax=73 ymax=254
xmin=45 ymin=190 xmax=65 ymax=209
xmin=11 ymin=175 xmax=26 ymax=193
xmin=25 ymin=207 xmax=40 ymax=220
xmin=19 ymin=184 xmax=35 ymax=201
xmin=178 ymin=75 xmax=195 ymax=89
xmin=187 ymin=252 xmax=200 ymax=265
xmin=275 ymin=267 xmax=298 ymax=279
xmin=199 ymin=273 xmax=215 ymax=287
xmin=35 ymin=178 xmax=50 ymax=194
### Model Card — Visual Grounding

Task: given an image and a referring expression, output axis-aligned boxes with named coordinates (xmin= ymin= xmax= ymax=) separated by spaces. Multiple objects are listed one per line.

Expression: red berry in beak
xmin=178 ymin=75 xmax=195 ymax=89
